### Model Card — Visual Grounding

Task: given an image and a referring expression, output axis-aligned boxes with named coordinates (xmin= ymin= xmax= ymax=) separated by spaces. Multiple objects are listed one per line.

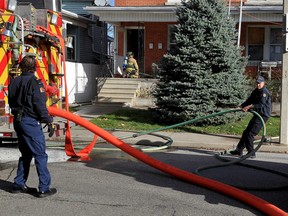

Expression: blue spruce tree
xmin=154 ymin=0 xmax=248 ymax=125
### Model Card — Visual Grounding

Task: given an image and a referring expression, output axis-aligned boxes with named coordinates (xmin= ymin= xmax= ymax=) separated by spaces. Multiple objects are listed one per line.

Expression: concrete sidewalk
xmin=1 ymin=102 xmax=286 ymax=166
xmin=68 ymin=103 xmax=287 ymax=154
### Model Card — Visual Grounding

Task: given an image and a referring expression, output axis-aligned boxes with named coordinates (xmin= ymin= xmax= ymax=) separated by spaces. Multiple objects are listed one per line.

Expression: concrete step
xmin=98 ymin=93 xmax=135 ymax=98
xmin=97 ymin=97 xmax=132 ymax=103
xmin=102 ymin=84 xmax=139 ymax=89
xmin=96 ymin=78 xmax=140 ymax=105
xmin=99 ymin=89 xmax=136 ymax=94
xmin=103 ymin=78 xmax=140 ymax=85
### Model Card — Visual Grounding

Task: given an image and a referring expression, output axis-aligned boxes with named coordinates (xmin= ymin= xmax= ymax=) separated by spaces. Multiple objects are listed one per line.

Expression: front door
xmin=126 ymin=28 xmax=144 ymax=74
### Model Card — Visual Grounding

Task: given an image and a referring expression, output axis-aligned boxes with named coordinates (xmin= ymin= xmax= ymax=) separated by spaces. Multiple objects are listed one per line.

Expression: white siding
xmin=97 ymin=12 xmax=177 ymax=22
xmin=246 ymin=0 xmax=282 ymax=5
xmin=165 ymin=0 xmax=182 ymax=5
xmin=231 ymin=12 xmax=282 ymax=22
xmin=64 ymin=62 xmax=100 ymax=104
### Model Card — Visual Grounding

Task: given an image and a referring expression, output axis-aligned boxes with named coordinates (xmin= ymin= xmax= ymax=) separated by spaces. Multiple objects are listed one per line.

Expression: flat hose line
xmin=48 ymin=107 xmax=288 ymax=216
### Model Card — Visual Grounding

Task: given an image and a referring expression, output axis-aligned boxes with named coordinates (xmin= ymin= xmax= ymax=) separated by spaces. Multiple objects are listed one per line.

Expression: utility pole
xmin=280 ymin=0 xmax=288 ymax=145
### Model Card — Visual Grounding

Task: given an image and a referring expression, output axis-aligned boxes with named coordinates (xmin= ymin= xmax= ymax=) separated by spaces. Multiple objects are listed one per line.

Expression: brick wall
xmin=144 ymin=22 xmax=172 ymax=73
xmin=118 ymin=31 xmax=124 ymax=56
xmin=117 ymin=22 xmax=172 ymax=74
xmin=114 ymin=0 xmax=251 ymax=75
xmin=230 ymin=0 xmax=246 ymax=5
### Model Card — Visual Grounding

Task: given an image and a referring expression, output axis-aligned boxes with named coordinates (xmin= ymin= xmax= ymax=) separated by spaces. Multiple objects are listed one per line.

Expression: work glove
xmin=48 ymin=123 xmax=55 ymax=137
xmin=44 ymin=123 xmax=55 ymax=137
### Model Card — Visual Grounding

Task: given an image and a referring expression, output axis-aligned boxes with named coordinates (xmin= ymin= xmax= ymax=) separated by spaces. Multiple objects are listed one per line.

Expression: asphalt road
xmin=0 ymin=146 xmax=287 ymax=216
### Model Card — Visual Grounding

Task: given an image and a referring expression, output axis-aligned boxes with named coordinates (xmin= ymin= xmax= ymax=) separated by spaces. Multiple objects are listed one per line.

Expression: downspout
xmin=113 ymin=25 xmax=117 ymax=76
xmin=228 ymin=0 xmax=232 ymax=16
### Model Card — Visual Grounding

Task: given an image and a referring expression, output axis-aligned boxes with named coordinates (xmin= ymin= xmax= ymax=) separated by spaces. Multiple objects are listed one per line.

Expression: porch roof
xmin=84 ymin=5 xmax=283 ymax=24
xmin=62 ymin=9 xmax=96 ymax=28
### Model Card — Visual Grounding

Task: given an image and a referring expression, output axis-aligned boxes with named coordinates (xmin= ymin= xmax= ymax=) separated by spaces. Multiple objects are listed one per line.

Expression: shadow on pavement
xmin=0 ymin=179 xmax=14 ymax=193
xmin=77 ymin=148 xmax=288 ymax=215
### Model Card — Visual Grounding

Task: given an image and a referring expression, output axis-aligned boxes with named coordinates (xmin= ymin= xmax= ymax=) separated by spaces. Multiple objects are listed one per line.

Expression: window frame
xmin=269 ymin=27 xmax=282 ymax=61
xmin=168 ymin=25 xmax=177 ymax=50
xmin=66 ymin=35 xmax=77 ymax=61
xmin=246 ymin=25 xmax=283 ymax=66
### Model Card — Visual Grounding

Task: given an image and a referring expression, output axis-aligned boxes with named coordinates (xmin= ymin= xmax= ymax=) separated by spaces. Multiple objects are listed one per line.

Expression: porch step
xmin=95 ymin=78 xmax=140 ymax=105
xmin=97 ymin=97 xmax=133 ymax=103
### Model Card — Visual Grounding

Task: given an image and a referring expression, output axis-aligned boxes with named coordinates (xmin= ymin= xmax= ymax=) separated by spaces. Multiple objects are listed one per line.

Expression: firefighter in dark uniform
xmin=230 ymin=76 xmax=271 ymax=158
xmin=8 ymin=55 xmax=57 ymax=197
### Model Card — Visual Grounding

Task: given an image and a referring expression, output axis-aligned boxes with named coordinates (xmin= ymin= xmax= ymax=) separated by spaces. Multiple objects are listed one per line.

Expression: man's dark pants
xmin=13 ymin=116 xmax=51 ymax=192
xmin=236 ymin=115 xmax=269 ymax=154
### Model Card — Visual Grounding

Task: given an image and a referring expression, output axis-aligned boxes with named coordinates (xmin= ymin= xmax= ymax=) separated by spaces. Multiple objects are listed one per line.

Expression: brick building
xmin=85 ymin=0 xmax=283 ymax=78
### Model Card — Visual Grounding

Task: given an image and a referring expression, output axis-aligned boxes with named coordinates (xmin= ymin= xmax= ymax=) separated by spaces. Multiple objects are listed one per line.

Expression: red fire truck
xmin=0 ymin=0 xmax=64 ymax=144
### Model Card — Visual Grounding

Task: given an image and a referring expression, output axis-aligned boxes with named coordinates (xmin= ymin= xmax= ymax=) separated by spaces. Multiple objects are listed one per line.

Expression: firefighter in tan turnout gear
xmin=124 ymin=52 xmax=139 ymax=78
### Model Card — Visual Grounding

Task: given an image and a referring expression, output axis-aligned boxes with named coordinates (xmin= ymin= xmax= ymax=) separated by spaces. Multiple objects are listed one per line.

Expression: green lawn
xmin=90 ymin=107 xmax=280 ymax=137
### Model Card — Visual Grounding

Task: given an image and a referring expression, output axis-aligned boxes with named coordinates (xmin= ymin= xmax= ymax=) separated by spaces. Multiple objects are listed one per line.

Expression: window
xmin=65 ymin=35 xmax=76 ymax=61
xmin=247 ymin=26 xmax=282 ymax=63
xmin=270 ymin=28 xmax=282 ymax=61
xmin=168 ymin=25 xmax=177 ymax=50
xmin=248 ymin=27 xmax=264 ymax=61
